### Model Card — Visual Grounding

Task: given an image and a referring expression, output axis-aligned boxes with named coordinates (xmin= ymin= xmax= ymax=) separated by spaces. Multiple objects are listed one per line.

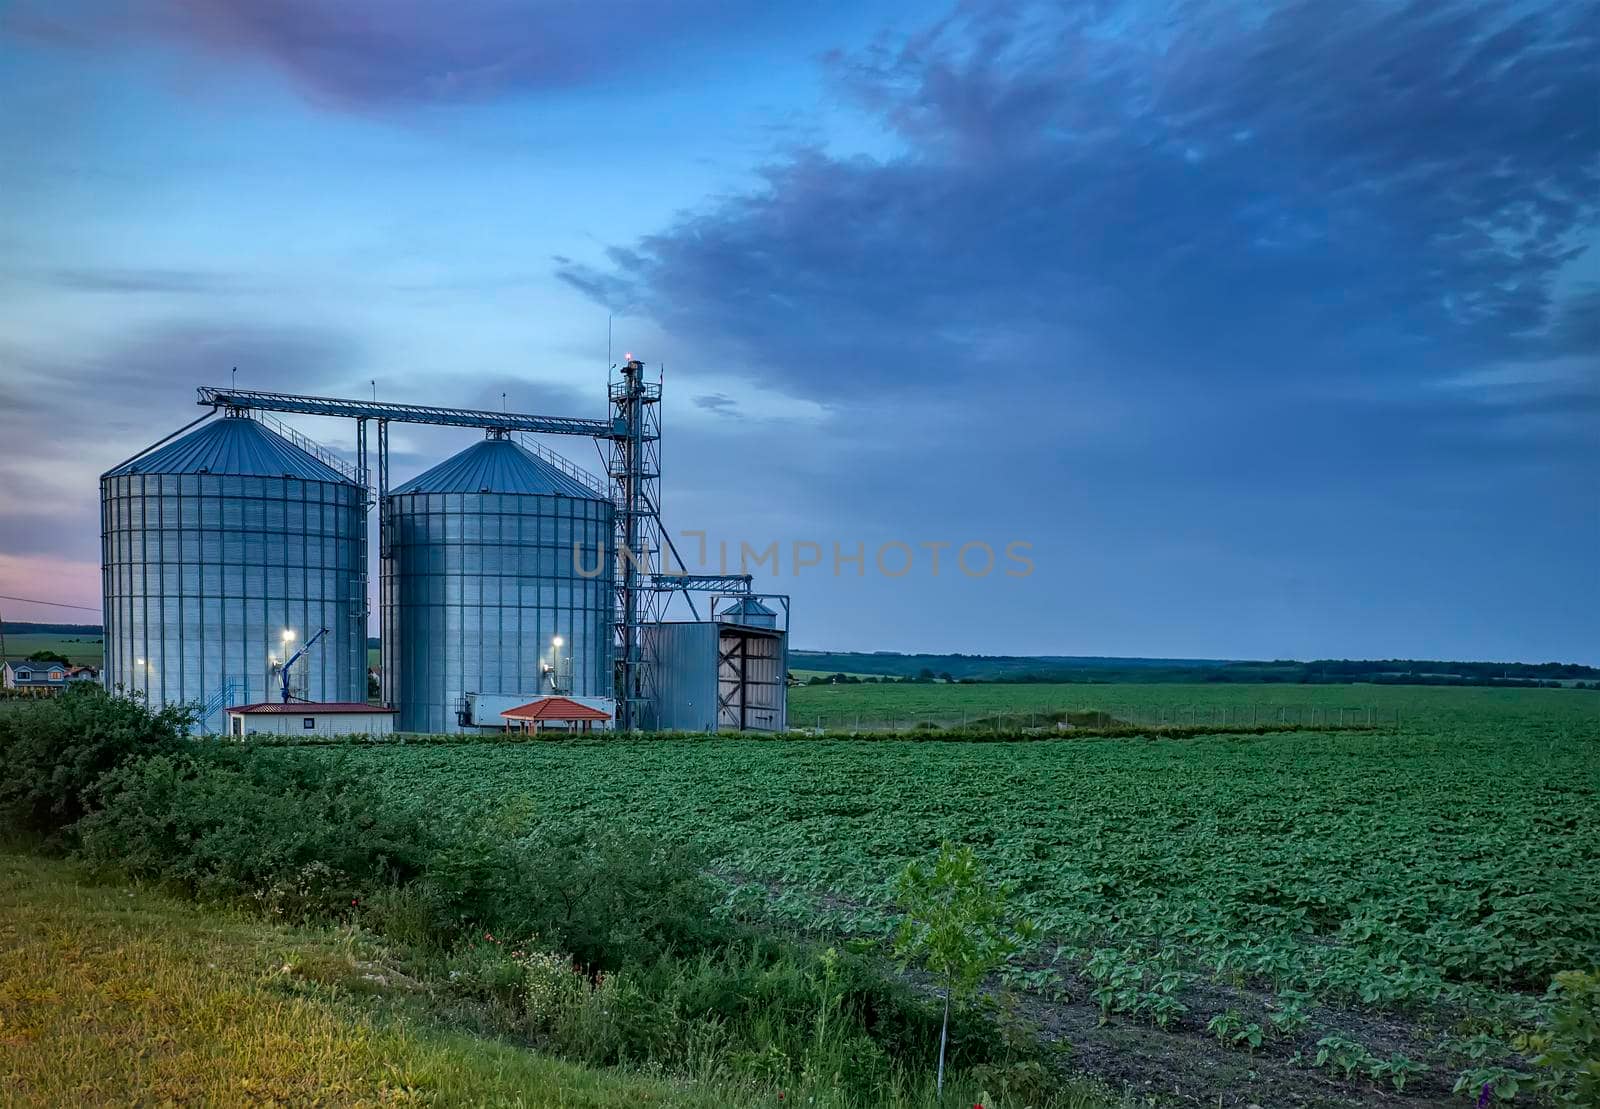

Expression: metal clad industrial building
xmin=383 ymin=432 xmax=614 ymax=733
xmin=644 ymin=616 xmax=787 ymax=733
xmin=100 ymin=413 xmax=367 ymax=729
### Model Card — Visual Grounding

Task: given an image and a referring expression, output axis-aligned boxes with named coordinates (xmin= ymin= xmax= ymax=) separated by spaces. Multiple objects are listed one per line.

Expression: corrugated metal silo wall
xmin=383 ymin=491 xmax=615 ymax=733
xmin=643 ymin=622 xmax=721 ymax=732
xmin=100 ymin=471 xmax=366 ymax=726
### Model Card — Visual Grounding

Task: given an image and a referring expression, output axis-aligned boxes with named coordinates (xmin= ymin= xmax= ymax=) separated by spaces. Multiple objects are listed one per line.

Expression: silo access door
xmin=716 ymin=626 xmax=785 ymax=731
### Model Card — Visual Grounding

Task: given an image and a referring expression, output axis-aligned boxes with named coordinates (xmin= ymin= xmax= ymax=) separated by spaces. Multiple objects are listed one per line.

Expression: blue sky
xmin=0 ymin=0 xmax=1595 ymax=662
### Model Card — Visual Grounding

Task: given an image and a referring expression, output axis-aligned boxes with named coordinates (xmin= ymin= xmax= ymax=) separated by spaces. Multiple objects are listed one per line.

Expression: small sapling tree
xmin=892 ymin=841 xmax=1038 ymax=1096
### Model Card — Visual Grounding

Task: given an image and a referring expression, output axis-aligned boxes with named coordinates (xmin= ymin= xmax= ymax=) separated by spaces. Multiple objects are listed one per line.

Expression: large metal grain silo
xmin=382 ymin=431 xmax=614 ymax=733
xmin=100 ymin=412 xmax=367 ymax=729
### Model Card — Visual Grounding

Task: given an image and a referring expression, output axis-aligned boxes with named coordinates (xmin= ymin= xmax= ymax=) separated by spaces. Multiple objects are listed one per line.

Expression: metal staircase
xmin=198 ymin=677 xmax=242 ymax=735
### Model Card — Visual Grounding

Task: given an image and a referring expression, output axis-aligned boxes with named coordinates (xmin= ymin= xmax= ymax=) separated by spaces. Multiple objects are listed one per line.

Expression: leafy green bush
xmin=76 ymin=748 xmax=431 ymax=915
xmin=504 ymin=935 xmax=1021 ymax=1105
xmin=441 ymin=936 xmax=536 ymax=1010
xmin=0 ymin=685 xmax=191 ymax=842
xmin=416 ymin=818 xmax=726 ymax=970
xmin=1519 ymin=970 xmax=1600 ymax=1105
xmin=357 ymin=883 xmax=441 ymax=950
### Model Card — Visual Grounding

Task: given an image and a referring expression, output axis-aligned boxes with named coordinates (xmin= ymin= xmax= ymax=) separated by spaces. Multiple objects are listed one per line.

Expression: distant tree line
xmin=792 ymin=668 xmax=960 ymax=686
xmin=1292 ymin=658 xmax=1600 ymax=680
xmin=0 ymin=622 xmax=101 ymax=636
xmin=789 ymin=651 xmax=1600 ymax=690
xmin=983 ymin=667 xmax=1592 ymax=690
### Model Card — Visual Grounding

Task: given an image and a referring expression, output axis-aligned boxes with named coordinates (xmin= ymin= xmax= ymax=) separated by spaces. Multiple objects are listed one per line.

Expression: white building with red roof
xmin=226 ymin=701 xmax=396 ymax=738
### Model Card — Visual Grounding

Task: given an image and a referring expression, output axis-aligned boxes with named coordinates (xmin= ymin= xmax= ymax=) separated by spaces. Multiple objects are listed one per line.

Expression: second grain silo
xmin=382 ymin=430 xmax=614 ymax=733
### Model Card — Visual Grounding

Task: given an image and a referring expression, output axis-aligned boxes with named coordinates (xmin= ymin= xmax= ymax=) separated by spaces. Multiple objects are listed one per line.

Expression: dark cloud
xmin=693 ymin=392 xmax=738 ymax=415
xmin=1549 ymin=287 xmax=1600 ymax=355
xmin=0 ymin=320 xmax=361 ymax=567
xmin=115 ymin=321 xmax=357 ymax=401
xmin=548 ymin=0 xmax=1598 ymax=663
xmin=559 ymin=0 xmax=1599 ymax=404
xmin=0 ymin=320 xmax=358 ymax=470
xmin=1 ymin=0 xmax=825 ymax=109
xmin=461 ymin=377 xmax=597 ymax=421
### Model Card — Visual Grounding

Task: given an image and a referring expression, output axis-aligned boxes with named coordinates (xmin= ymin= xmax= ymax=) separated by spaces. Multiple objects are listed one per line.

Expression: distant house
xmin=226 ymin=701 xmax=397 ymax=737
xmin=3 ymin=660 xmax=94 ymax=691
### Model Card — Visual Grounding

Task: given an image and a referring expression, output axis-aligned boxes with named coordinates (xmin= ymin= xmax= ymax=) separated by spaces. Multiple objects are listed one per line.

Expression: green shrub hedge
xmin=77 ymin=748 xmax=432 ymax=918
xmin=0 ymin=684 xmax=190 ymax=842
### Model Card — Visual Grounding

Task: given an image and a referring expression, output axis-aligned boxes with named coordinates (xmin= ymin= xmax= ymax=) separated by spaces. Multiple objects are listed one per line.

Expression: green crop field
xmin=1 ymin=633 xmax=104 ymax=667
xmin=323 ymin=684 xmax=1599 ymax=1104
xmin=784 ymin=678 xmax=1566 ymax=730
xmin=2 ymin=634 xmax=381 ymax=676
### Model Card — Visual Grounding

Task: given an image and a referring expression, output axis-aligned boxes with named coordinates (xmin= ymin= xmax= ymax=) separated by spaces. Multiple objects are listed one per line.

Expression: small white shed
xmin=226 ymin=702 xmax=397 ymax=737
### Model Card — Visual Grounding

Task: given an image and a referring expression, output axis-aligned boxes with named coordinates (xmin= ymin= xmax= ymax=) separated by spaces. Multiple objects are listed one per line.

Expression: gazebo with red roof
xmin=500 ymin=696 xmax=613 ymax=734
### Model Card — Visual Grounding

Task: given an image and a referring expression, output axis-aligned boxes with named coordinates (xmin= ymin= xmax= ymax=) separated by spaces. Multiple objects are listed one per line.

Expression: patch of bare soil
xmin=719 ymin=870 xmax=1478 ymax=1107
xmin=1012 ymin=970 xmax=1458 ymax=1107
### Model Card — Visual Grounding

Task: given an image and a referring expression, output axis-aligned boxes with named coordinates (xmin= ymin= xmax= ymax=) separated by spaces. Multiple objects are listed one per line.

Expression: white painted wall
xmin=228 ymin=711 xmax=396 ymax=737
xmin=464 ymin=692 xmax=615 ymax=731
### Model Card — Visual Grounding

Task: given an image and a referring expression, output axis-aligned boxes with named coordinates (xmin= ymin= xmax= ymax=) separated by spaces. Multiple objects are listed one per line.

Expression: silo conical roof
xmin=392 ymin=437 xmax=607 ymax=500
xmin=718 ymin=596 xmax=779 ymax=627
xmin=103 ymin=415 xmax=352 ymax=484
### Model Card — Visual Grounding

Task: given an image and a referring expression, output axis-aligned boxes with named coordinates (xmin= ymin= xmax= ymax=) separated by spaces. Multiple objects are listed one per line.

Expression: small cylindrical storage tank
xmin=100 ymin=412 xmax=368 ymax=728
xmin=383 ymin=431 xmax=614 ymax=733
xmin=716 ymin=596 xmax=779 ymax=629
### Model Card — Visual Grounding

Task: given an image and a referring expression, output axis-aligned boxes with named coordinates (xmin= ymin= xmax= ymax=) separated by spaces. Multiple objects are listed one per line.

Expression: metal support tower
xmin=606 ymin=359 xmax=663 ymax=731
xmin=377 ymin=419 xmax=393 ymax=706
xmin=354 ymin=418 xmax=370 ymax=692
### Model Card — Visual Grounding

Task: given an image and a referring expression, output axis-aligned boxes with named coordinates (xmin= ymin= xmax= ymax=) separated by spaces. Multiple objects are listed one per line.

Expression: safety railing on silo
xmin=246 ymin=411 xmax=369 ymax=488
xmin=516 ymin=434 xmax=610 ymax=497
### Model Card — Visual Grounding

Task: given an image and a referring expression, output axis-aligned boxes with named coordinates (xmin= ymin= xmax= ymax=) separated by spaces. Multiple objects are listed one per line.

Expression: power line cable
xmin=0 ymin=594 xmax=100 ymax=612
